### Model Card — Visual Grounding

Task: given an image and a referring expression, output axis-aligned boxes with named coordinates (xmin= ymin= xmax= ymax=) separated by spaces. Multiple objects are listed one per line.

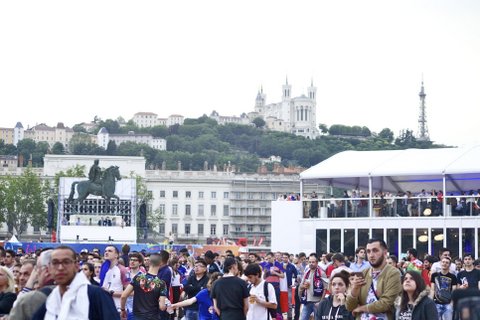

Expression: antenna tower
xmin=417 ymin=79 xmax=430 ymax=141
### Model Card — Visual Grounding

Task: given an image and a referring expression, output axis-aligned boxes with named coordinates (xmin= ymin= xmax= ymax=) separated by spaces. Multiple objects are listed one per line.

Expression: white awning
xmin=300 ymin=145 xmax=480 ymax=193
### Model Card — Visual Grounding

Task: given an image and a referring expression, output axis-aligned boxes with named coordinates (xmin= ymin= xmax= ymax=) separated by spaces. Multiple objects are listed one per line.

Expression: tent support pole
xmin=368 ymin=176 xmax=373 ymax=217
xmin=300 ymin=179 xmax=304 ymax=201
xmin=442 ymin=175 xmax=447 ymax=216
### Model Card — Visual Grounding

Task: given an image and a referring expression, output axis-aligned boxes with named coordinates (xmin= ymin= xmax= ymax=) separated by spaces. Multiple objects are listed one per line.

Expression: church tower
xmin=308 ymin=79 xmax=316 ymax=101
xmin=417 ymin=80 xmax=430 ymax=141
xmin=282 ymin=76 xmax=291 ymax=101
xmin=255 ymin=86 xmax=266 ymax=113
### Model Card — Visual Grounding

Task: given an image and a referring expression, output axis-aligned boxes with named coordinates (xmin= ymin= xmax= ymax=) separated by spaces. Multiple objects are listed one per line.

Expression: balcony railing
xmin=300 ymin=195 xmax=480 ymax=218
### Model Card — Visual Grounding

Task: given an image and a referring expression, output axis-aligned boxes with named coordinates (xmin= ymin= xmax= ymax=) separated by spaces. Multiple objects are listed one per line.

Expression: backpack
xmin=435 ymin=277 xmax=452 ymax=304
xmin=263 ymin=281 xmax=277 ymax=319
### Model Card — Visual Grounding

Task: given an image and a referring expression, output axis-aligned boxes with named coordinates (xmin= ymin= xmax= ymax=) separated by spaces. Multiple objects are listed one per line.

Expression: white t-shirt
xmin=102 ymin=265 xmax=124 ymax=308
xmin=247 ymin=280 xmax=277 ymax=320
xmin=431 ymin=261 xmax=456 ymax=275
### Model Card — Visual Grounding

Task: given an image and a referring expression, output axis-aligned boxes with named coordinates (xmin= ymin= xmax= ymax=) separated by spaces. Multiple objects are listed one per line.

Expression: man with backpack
xmin=431 ymin=256 xmax=458 ymax=320
xmin=244 ymin=263 xmax=278 ymax=320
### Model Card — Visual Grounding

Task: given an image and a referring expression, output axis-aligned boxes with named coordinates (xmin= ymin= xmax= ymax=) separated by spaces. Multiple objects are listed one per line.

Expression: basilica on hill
xmin=210 ymin=78 xmax=320 ymax=139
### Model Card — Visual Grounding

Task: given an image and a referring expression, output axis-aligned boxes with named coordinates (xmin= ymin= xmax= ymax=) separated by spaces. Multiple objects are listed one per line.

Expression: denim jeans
xmin=436 ymin=303 xmax=453 ymax=320
xmin=185 ymin=309 xmax=199 ymax=320
xmin=300 ymin=301 xmax=316 ymax=320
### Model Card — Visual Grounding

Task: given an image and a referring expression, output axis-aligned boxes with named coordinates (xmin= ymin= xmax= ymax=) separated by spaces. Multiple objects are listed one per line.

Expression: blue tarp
xmin=3 ymin=242 xmax=189 ymax=255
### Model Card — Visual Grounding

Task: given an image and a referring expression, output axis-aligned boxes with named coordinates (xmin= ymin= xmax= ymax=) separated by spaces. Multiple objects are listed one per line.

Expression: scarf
xmin=301 ymin=267 xmax=324 ymax=303
xmin=44 ymin=271 xmax=90 ymax=320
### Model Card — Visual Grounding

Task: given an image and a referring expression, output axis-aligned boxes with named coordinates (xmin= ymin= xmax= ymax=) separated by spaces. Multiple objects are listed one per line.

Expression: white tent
xmin=8 ymin=235 xmax=21 ymax=243
xmin=300 ymin=145 xmax=480 ymax=194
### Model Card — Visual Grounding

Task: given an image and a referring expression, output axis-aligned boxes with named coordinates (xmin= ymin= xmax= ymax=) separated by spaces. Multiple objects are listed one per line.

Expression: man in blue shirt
xmin=349 ymin=246 xmax=370 ymax=272
xmin=282 ymin=252 xmax=298 ymax=320
xmin=156 ymin=250 xmax=171 ymax=320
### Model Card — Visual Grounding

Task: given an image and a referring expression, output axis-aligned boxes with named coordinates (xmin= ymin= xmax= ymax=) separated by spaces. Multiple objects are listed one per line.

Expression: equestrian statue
xmin=68 ymin=160 xmax=122 ymax=204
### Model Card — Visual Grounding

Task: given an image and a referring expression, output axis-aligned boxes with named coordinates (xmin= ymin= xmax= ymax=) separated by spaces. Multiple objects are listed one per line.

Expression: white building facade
xmin=97 ymin=127 xmax=166 ymax=151
xmin=132 ymin=112 xmax=185 ymax=128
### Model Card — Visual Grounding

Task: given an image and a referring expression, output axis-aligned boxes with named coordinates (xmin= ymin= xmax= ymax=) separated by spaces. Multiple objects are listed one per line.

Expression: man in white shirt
xmin=431 ymin=247 xmax=457 ymax=274
xmin=101 ymin=245 xmax=128 ymax=310
xmin=245 ymin=263 xmax=277 ymax=320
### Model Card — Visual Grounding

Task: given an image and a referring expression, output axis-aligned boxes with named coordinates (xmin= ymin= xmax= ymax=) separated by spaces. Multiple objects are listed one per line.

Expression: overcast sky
xmin=1 ymin=1 xmax=479 ymax=147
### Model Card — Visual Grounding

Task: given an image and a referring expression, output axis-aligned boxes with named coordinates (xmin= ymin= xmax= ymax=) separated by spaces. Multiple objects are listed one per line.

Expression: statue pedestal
xmin=58 ymin=177 xmax=137 ymax=243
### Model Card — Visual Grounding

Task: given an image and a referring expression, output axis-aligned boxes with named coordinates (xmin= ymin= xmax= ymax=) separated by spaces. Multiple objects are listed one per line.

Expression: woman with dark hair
xmin=315 ymin=270 xmax=354 ymax=320
xmin=395 ymin=270 xmax=438 ymax=320
xmin=169 ymin=272 xmax=222 ymax=320
xmin=82 ymin=262 xmax=99 ymax=286
xmin=169 ymin=257 xmax=182 ymax=320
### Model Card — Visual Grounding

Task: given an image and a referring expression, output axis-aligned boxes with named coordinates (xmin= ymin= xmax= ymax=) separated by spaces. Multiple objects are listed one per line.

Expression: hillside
xmin=1 ymin=116 xmax=448 ymax=172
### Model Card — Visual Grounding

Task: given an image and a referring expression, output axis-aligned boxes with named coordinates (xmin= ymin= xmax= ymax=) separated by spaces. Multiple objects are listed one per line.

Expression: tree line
xmin=0 ymin=116 xmax=447 ymax=172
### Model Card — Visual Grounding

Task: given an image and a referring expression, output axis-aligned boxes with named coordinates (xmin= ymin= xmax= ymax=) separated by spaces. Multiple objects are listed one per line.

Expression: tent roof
xmin=300 ymin=145 xmax=480 ymax=193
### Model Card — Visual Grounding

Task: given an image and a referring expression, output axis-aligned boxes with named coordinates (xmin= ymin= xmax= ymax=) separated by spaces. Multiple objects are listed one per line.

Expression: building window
xmin=211 ymin=191 xmax=217 ymax=199
xmin=172 ymin=204 xmax=178 ymax=216
xmin=147 ymin=190 xmax=153 ymax=199
xmin=185 ymin=204 xmax=191 ymax=216
xmin=159 ymin=223 xmax=165 ymax=235
xmin=248 ymin=192 xmax=254 ymax=200
xmin=210 ymin=224 xmax=216 ymax=235
xmin=260 ymin=193 xmax=266 ymax=200
xmin=260 ymin=225 xmax=266 ymax=232
xmin=234 ymin=192 xmax=242 ymax=199
xmin=223 ymin=224 xmax=229 ymax=235
xmin=247 ymin=225 xmax=254 ymax=232
xmin=211 ymin=205 xmax=217 ymax=216
xmin=173 ymin=191 xmax=178 ymax=198
xmin=198 ymin=224 xmax=204 ymax=236
xmin=235 ymin=226 xmax=241 ymax=232
xmin=186 ymin=191 xmax=191 ymax=198
xmin=172 ymin=223 xmax=178 ymax=234
xmin=198 ymin=191 xmax=204 ymax=199
xmin=198 ymin=204 xmax=204 ymax=216
xmin=224 ymin=192 xmax=229 ymax=199
xmin=159 ymin=204 xmax=165 ymax=215
xmin=185 ymin=223 xmax=191 ymax=235
xmin=223 ymin=205 xmax=229 ymax=216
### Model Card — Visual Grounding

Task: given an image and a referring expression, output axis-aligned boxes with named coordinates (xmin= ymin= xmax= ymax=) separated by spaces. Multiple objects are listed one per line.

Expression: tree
xmin=16 ymin=139 xmax=36 ymax=166
xmin=395 ymin=129 xmax=417 ymax=148
xmin=0 ymin=141 xmax=17 ymax=155
xmin=106 ymin=140 xmax=117 ymax=155
xmin=3 ymin=168 xmax=47 ymax=237
xmin=252 ymin=117 xmax=266 ymax=128
xmin=318 ymin=123 xmax=329 ymax=135
xmin=51 ymin=142 xmax=66 ymax=154
xmin=72 ymin=124 xmax=87 ymax=133
xmin=131 ymin=173 xmax=164 ymax=241
xmin=69 ymin=132 xmax=95 ymax=153
xmin=378 ymin=128 xmax=394 ymax=143
xmin=0 ymin=179 xmax=7 ymax=226
xmin=97 ymin=119 xmax=121 ymax=134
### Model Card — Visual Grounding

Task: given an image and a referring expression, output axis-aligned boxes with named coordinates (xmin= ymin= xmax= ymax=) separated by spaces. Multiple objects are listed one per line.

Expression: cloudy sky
xmin=1 ymin=0 xmax=479 ymax=147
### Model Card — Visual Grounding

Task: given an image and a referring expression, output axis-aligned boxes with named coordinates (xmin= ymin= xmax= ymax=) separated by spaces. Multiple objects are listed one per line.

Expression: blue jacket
xmin=284 ymin=262 xmax=298 ymax=287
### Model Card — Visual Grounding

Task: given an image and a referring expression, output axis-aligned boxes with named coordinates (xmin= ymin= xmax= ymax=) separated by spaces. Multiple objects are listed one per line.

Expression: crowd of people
xmin=0 ymin=241 xmax=478 ymax=319
xmin=303 ymin=189 xmax=480 ymax=218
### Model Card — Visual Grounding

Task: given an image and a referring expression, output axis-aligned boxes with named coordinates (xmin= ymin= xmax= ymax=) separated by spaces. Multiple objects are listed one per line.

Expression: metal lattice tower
xmin=417 ymin=80 xmax=430 ymax=141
